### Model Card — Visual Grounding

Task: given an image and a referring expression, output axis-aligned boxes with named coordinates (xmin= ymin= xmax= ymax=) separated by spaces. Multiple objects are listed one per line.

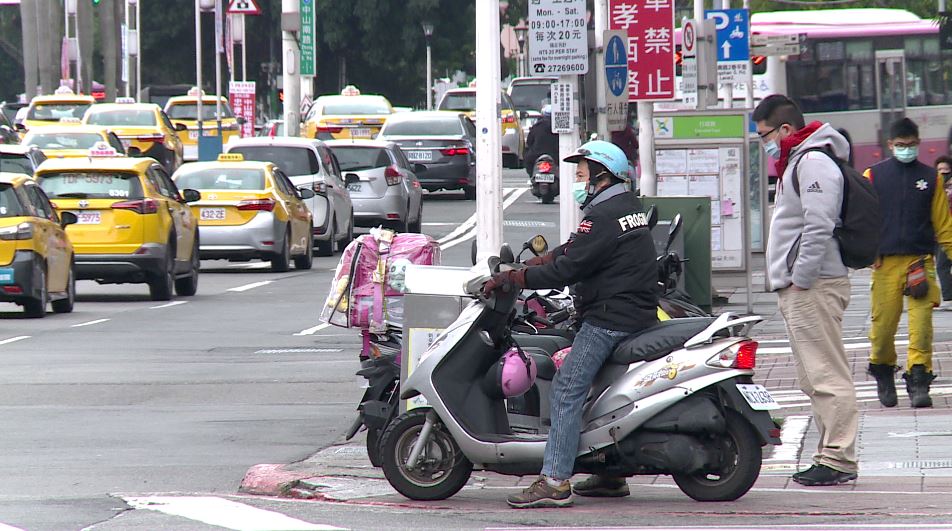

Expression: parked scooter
xmin=530 ymin=154 xmax=559 ymax=204
xmin=343 ymin=327 xmax=402 ymax=467
xmin=380 ymin=241 xmax=781 ymax=502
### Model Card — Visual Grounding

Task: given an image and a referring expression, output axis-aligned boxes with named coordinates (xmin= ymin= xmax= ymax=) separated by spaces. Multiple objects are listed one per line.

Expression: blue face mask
xmin=572 ymin=181 xmax=589 ymax=204
xmin=893 ymin=146 xmax=919 ymax=163
xmin=764 ymin=140 xmax=781 ymax=159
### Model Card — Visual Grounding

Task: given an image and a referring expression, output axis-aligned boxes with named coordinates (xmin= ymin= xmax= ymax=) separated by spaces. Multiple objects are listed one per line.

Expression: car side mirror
xmin=181 ymin=189 xmax=201 ymax=203
xmin=413 ymin=163 xmax=427 ymax=173
xmin=174 ymin=122 xmax=187 ymax=132
xmin=14 ymin=123 xmax=25 ymax=132
xmin=60 ymin=211 xmax=77 ymax=227
xmin=297 ymin=186 xmax=316 ymax=199
xmin=344 ymin=173 xmax=360 ymax=185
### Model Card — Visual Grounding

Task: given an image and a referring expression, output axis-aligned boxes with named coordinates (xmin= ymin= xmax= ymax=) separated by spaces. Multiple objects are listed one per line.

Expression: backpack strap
xmin=790 ymin=146 xmax=835 ymax=197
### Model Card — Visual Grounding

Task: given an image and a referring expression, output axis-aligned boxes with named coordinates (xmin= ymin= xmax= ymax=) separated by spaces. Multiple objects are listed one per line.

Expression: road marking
xmin=0 ymin=336 xmax=30 ymax=346
xmin=227 ymin=280 xmax=273 ymax=292
xmin=255 ymin=348 xmax=343 ymax=354
xmin=229 ymin=262 xmax=272 ymax=270
xmin=71 ymin=319 xmax=110 ymax=328
xmin=760 ymin=339 xmax=908 ymax=355
xmin=294 ymin=322 xmax=331 ymax=336
xmin=764 ymin=415 xmax=810 ymax=462
xmin=421 ymin=222 xmax=458 ymax=226
xmin=123 ymin=496 xmax=343 ymax=530
xmin=0 ymin=523 xmax=25 ymax=531
xmin=436 ymin=187 xmax=520 ymax=245
xmin=441 ymin=188 xmax=529 ymax=250
xmin=150 ymin=301 xmax=188 ymax=309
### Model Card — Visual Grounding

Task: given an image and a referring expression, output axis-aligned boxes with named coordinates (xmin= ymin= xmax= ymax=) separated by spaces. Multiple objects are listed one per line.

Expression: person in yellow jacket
xmin=864 ymin=117 xmax=952 ymax=408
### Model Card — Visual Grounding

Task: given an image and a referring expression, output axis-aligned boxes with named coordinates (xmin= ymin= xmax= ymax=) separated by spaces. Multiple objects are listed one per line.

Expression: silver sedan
xmin=325 ymin=139 xmax=424 ymax=232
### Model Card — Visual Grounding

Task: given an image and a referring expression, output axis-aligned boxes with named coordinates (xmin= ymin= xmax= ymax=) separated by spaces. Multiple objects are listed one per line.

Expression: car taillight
xmin=237 ymin=198 xmax=276 ymax=211
xmin=112 ymin=198 xmax=158 ymax=214
xmin=0 ymin=222 xmax=32 ymax=240
xmin=707 ymin=340 xmax=758 ymax=370
xmin=312 ymin=182 xmax=327 ymax=194
xmin=384 ymin=165 xmax=401 ymax=185
xmin=136 ymin=133 xmax=166 ymax=143
xmin=537 ymin=160 xmax=552 ymax=173
xmin=441 ymin=146 xmax=470 ymax=156
xmin=503 ymin=114 xmax=515 ymax=124
xmin=318 ymin=126 xmax=343 ymax=134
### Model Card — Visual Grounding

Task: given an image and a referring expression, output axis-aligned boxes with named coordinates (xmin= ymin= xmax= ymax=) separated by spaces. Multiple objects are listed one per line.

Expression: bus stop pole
xmin=594 ymin=0 xmax=609 ymax=139
xmin=475 ymin=0 xmax=504 ymax=259
xmin=559 ymin=75 xmax=581 ymax=242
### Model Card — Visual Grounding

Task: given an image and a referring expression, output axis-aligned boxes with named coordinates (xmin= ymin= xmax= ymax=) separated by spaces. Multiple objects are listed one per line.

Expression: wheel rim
xmin=394 ymin=423 xmax=460 ymax=488
xmin=694 ymin=430 xmax=741 ymax=483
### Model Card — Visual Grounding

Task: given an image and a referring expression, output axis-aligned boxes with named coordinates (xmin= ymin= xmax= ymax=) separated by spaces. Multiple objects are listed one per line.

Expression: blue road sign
xmin=605 ymin=34 xmax=628 ymax=98
xmin=705 ymin=8 xmax=750 ymax=62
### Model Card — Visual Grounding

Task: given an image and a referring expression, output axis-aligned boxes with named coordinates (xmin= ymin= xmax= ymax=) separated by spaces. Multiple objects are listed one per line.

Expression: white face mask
xmin=764 ymin=139 xmax=781 ymax=159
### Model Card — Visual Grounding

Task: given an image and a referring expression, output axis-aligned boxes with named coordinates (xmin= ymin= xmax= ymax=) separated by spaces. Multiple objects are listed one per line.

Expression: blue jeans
xmin=541 ymin=322 xmax=629 ymax=480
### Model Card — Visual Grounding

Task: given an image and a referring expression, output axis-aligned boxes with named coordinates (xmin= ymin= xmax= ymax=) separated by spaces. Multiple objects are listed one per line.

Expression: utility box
xmin=641 ymin=196 xmax=713 ymax=310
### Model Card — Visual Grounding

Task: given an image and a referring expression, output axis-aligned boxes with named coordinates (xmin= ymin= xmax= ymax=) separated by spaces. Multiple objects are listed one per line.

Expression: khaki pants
xmin=778 ymin=277 xmax=858 ymax=474
xmin=869 ymin=255 xmax=939 ymax=372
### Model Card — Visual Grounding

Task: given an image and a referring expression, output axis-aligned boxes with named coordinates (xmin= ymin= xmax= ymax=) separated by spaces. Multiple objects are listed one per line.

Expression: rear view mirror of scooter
xmin=664 ymin=213 xmax=683 ymax=255
xmin=645 ymin=205 xmax=658 ymax=230
xmin=499 ymin=244 xmax=515 ymax=264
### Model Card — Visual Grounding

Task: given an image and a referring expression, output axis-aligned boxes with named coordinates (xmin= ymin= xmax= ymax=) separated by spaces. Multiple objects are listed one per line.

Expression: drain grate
xmin=254 ymin=348 xmax=342 ymax=354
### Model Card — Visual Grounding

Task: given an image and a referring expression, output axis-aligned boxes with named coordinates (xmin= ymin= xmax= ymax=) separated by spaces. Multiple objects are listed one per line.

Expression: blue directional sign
xmin=705 ymin=8 xmax=750 ymax=62
xmin=605 ymin=34 xmax=628 ymax=98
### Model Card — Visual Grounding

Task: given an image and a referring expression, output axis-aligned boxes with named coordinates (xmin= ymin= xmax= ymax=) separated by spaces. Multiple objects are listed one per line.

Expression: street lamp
xmin=422 ymin=22 xmax=434 ymax=110
xmin=514 ymin=23 xmax=528 ymax=78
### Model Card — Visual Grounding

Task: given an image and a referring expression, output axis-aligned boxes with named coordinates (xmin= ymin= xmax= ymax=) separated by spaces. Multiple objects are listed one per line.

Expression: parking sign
xmin=705 ymin=8 xmax=750 ymax=84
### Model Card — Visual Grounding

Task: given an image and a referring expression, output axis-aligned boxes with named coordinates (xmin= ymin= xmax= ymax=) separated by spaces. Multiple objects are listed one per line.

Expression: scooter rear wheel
xmin=672 ymin=409 xmax=762 ymax=501
xmin=380 ymin=408 xmax=472 ymax=500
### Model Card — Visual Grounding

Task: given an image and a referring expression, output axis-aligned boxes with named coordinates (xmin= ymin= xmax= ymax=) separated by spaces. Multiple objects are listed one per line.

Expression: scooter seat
xmin=528 ymin=352 xmax=557 ymax=380
xmin=610 ymin=317 xmax=717 ymax=365
xmin=512 ymin=334 xmax=573 ymax=355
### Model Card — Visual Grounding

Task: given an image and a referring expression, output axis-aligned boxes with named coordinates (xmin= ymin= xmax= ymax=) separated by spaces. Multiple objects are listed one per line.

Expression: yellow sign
xmin=217 ymin=153 xmax=244 ymax=162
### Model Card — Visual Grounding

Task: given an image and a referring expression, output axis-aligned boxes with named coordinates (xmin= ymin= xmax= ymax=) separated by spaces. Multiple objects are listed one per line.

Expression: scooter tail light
xmin=537 ymin=161 xmax=552 ymax=173
xmin=706 ymin=340 xmax=758 ymax=369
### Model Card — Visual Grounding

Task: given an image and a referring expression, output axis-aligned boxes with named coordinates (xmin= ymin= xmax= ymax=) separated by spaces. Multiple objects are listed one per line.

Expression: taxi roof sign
xmin=115 ymin=97 xmax=136 ymax=104
xmin=187 ymin=87 xmax=206 ymax=97
xmin=341 ymin=85 xmax=361 ymax=96
xmin=54 ymin=85 xmax=75 ymax=95
xmin=59 ymin=117 xmax=81 ymax=124
xmin=217 ymin=153 xmax=244 ymax=162
xmin=88 ymin=142 xmax=121 ymax=158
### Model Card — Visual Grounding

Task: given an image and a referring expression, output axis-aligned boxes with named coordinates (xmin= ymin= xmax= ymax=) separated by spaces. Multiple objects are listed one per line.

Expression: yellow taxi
xmin=437 ymin=86 xmax=526 ymax=168
xmin=0 ymin=172 xmax=76 ymax=317
xmin=22 ymin=125 xmax=127 ymax=159
xmin=82 ymin=100 xmax=185 ymax=174
xmin=33 ymin=143 xmax=201 ymax=301
xmin=22 ymin=87 xmax=96 ymax=133
xmin=303 ymin=86 xmax=394 ymax=141
xmin=172 ymin=153 xmax=314 ymax=272
xmin=164 ymin=89 xmax=243 ymax=162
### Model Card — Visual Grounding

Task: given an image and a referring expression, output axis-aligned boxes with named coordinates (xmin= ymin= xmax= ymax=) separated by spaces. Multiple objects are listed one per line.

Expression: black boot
xmin=867 ymin=363 xmax=898 ymax=407
xmin=903 ymin=365 xmax=936 ymax=408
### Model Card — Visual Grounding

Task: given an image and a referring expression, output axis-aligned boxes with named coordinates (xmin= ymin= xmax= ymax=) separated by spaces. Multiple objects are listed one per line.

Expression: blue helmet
xmin=541 ymin=104 xmax=552 ymax=117
xmin=564 ymin=140 xmax=631 ymax=183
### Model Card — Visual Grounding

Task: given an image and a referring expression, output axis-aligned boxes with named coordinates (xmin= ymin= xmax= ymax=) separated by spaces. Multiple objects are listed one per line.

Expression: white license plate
xmin=533 ymin=174 xmax=555 ymax=183
xmin=188 ymin=130 xmax=199 ymax=140
xmin=346 ymin=183 xmax=362 ymax=192
xmin=351 ymin=128 xmax=372 ymax=138
xmin=74 ymin=211 xmax=101 ymax=224
xmin=736 ymin=384 xmax=780 ymax=411
xmin=406 ymin=150 xmax=432 ymax=162
xmin=200 ymin=208 xmax=226 ymax=221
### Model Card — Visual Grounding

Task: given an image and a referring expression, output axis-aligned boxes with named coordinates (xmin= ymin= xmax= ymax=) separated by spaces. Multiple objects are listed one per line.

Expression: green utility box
xmin=640 ymin=196 xmax=712 ymax=311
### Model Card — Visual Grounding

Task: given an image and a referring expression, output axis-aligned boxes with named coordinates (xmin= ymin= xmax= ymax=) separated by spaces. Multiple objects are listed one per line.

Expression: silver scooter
xmin=380 ymin=243 xmax=781 ymax=502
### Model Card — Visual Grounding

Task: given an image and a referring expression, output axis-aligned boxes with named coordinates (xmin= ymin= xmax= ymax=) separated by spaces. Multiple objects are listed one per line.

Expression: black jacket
xmin=524 ymin=184 xmax=659 ymax=333
xmin=524 ymin=117 xmax=559 ymax=174
xmin=867 ymin=157 xmax=937 ymax=256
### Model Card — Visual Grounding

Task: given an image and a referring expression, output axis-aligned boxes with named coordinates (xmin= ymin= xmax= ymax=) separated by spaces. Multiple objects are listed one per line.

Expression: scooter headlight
xmin=706 ymin=340 xmax=758 ymax=370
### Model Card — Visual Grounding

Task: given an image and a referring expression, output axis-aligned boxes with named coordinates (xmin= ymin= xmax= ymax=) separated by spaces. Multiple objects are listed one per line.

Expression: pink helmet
xmin=483 ymin=346 xmax=538 ymax=398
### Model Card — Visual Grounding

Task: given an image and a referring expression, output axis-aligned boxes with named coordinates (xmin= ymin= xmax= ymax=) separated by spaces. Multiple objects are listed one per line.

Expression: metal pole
xmin=195 ymin=0 xmax=203 ymax=148
xmin=426 ymin=42 xmax=432 ymax=110
xmin=637 ymin=102 xmax=656 ymax=196
xmin=135 ymin=0 xmax=141 ymax=100
xmin=241 ymin=15 xmax=247 ymax=81
xmin=942 ymin=0 xmax=948 ymax=13
xmin=721 ymin=0 xmax=733 ymax=109
xmin=229 ymin=14 xmax=235 ymax=83
xmin=215 ymin=0 xmax=223 ymax=139
xmin=124 ymin=1 xmax=130 ymax=98
xmin=594 ymin=0 xmax=608 ymax=139
xmin=282 ymin=0 xmax=301 ymax=136
xmin=474 ymin=0 xmax=503 ymax=259
xmin=558 ymin=75 xmax=581 ymax=242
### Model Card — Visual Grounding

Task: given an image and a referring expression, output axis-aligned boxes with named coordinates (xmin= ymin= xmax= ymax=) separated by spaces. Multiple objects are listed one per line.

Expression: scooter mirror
xmin=665 ymin=213 xmax=683 ymax=254
xmin=471 ymin=240 xmax=478 ymax=266
xmin=645 ymin=205 xmax=658 ymax=230
xmin=499 ymin=244 xmax=515 ymax=264
xmin=529 ymin=235 xmax=548 ymax=256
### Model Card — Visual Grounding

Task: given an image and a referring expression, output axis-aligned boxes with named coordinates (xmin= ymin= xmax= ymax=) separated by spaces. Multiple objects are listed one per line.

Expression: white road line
xmin=436 ymin=187 xmax=518 ymax=245
xmin=71 ymin=319 xmax=110 ymax=328
xmin=760 ymin=339 xmax=908 ymax=355
xmin=227 ymin=280 xmax=273 ymax=292
xmin=0 ymin=523 xmax=25 ymax=531
xmin=0 ymin=336 xmax=30 ymax=346
xmin=442 ymin=188 xmax=529 ymax=250
xmin=150 ymin=301 xmax=189 ymax=309
xmin=294 ymin=322 xmax=331 ymax=336
xmin=764 ymin=415 xmax=810 ymax=462
xmin=123 ymin=496 xmax=343 ymax=530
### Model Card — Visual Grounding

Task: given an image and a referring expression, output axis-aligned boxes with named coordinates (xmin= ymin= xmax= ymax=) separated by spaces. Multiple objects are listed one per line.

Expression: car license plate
xmin=74 ymin=211 xmax=101 ymax=224
xmin=406 ymin=150 xmax=432 ymax=162
xmin=188 ymin=130 xmax=199 ymax=140
xmin=0 ymin=268 xmax=13 ymax=285
xmin=351 ymin=128 xmax=372 ymax=138
xmin=200 ymin=208 xmax=226 ymax=221
xmin=346 ymin=183 xmax=362 ymax=192
xmin=736 ymin=384 xmax=780 ymax=411
xmin=533 ymin=173 xmax=555 ymax=183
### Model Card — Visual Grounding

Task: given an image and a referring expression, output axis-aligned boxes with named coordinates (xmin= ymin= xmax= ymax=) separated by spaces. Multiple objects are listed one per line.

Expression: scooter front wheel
xmin=380 ymin=408 xmax=472 ymax=500
xmin=672 ymin=409 xmax=762 ymax=501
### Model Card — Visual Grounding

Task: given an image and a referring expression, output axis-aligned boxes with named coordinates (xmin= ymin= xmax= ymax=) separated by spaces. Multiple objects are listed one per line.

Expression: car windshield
xmin=25 ymin=133 xmax=103 ymax=150
xmin=228 ymin=146 xmax=318 ymax=176
xmin=38 ymin=172 xmax=143 ymax=199
xmin=439 ymin=93 xmax=476 ymax=111
xmin=382 ymin=118 xmax=463 ymax=137
xmin=166 ymin=103 xmax=235 ymax=120
xmin=174 ymin=168 xmax=265 ymax=190
xmin=509 ymin=84 xmax=553 ymax=112
xmin=0 ymin=184 xmax=24 ymax=217
xmin=27 ymin=103 xmax=91 ymax=122
xmin=319 ymin=97 xmax=391 ymax=115
xmin=85 ymin=110 xmax=157 ymax=127
xmin=331 ymin=147 xmax=391 ymax=171
xmin=0 ymin=154 xmax=34 ymax=175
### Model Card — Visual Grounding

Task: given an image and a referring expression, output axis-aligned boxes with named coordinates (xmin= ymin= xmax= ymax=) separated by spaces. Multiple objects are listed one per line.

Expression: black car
xmin=377 ymin=111 xmax=477 ymax=200
xmin=0 ymin=106 xmax=20 ymax=144
xmin=0 ymin=145 xmax=47 ymax=176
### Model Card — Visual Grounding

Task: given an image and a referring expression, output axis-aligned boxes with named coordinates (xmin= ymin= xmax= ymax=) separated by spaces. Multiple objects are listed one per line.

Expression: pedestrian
xmin=933 ymin=155 xmax=952 ymax=309
xmin=754 ymin=94 xmax=858 ymax=486
xmin=610 ymin=105 xmax=638 ymax=167
xmin=865 ymin=119 xmax=952 ymax=408
xmin=524 ymin=105 xmax=559 ymax=177
xmin=482 ymin=140 xmax=659 ymax=508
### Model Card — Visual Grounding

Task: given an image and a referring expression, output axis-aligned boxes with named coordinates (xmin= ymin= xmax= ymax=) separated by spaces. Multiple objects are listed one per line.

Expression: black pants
xmin=936 ymin=246 xmax=952 ymax=301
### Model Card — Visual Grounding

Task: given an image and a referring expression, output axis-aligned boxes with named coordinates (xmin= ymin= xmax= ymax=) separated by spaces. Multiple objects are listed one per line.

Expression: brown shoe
xmin=507 ymin=476 xmax=573 ymax=508
xmin=572 ymin=474 xmax=630 ymax=497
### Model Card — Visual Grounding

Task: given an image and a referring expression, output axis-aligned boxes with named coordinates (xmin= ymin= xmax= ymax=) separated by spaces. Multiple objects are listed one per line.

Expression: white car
xmin=224 ymin=137 xmax=355 ymax=256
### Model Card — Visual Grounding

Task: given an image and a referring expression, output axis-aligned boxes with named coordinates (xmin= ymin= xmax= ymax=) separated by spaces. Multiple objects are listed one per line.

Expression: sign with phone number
xmin=528 ymin=0 xmax=589 ymax=76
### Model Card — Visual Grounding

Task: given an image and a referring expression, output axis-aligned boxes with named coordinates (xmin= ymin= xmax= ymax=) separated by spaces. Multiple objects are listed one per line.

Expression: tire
xmin=175 ymin=238 xmax=200 ymax=296
xmin=23 ymin=264 xmax=46 ymax=318
xmin=408 ymin=206 xmax=422 ymax=233
xmin=367 ymin=427 xmax=384 ymax=468
xmin=380 ymin=409 xmax=472 ymax=501
xmin=271 ymin=228 xmax=292 ymax=272
xmin=316 ymin=220 xmax=335 ymax=257
xmin=148 ymin=245 xmax=175 ymax=301
xmin=463 ymin=186 xmax=476 ymax=201
xmin=541 ymin=193 xmax=555 ymax=205
xmin=337 ymin=215 xmax=354 ymax=252
xmin=672 ymin=409 xmax=762 ymax=502
xmin=293 ymin=226 xmax=314 ymax=270
xmin=51 ymin=264 xmax=75 ymax=314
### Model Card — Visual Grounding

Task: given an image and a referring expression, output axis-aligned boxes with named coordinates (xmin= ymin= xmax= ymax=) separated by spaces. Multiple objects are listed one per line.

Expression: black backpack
xmin=791 ymin=147 xmax=881 ymax=269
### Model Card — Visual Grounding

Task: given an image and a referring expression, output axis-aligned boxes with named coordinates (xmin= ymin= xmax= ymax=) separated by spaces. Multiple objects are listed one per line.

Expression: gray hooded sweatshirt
xmin=766 ymin=123 xmax=850 ymax=291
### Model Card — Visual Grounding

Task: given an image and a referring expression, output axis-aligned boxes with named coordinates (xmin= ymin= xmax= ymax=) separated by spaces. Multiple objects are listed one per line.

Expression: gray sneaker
xmin=507 ymin=476 xmax=573 ymax=508
xmin=572 ymin=475 xmax=630 ymax=497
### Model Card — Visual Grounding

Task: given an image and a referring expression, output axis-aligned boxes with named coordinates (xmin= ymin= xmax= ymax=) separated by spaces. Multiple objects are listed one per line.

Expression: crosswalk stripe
xmin=123 ymin=496 xmax=345 ymax=530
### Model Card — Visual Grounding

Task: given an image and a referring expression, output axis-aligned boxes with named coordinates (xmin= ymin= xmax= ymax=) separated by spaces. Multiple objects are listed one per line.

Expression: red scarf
xmin=776 ymin=121 xmax=823 ymax=177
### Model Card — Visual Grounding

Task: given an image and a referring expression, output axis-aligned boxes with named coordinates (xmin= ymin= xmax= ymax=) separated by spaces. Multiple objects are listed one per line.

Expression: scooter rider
xmin=482 ymin=140 xmax=660 ymax=508
xmin=524 ymin=105 xmax=560 ymax=176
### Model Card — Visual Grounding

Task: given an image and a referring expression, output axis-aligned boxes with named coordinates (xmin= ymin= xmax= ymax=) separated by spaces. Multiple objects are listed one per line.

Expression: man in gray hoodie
xmin=754 ymin=95 xmax=858 ymax=487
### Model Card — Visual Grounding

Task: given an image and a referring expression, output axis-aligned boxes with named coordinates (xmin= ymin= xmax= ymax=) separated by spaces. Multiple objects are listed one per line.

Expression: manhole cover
xmin=254 ymin=348 xmax=342 ymax=354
